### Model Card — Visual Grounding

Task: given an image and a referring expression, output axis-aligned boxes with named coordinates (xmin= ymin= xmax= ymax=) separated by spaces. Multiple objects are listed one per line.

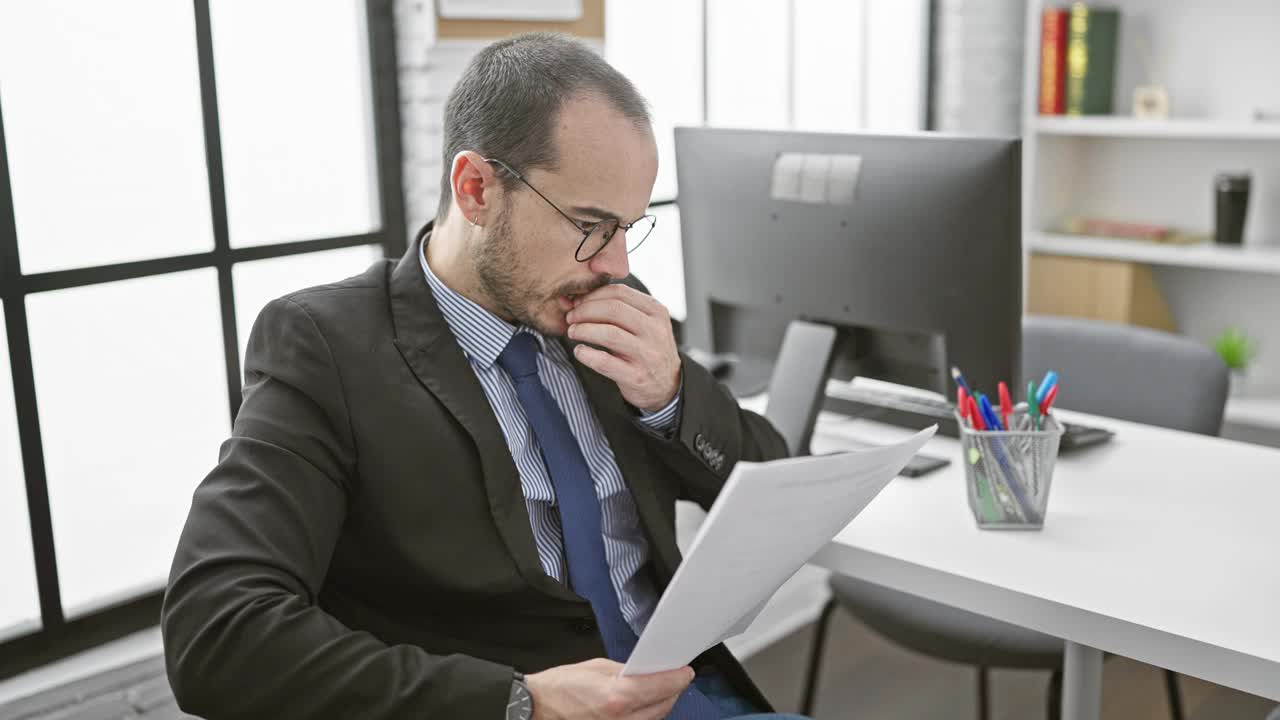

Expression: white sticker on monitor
xmin=770 ymin=152 xmax=862 ymax=206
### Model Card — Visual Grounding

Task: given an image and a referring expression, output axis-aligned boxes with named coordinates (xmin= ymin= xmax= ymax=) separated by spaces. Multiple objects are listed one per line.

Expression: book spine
xmin=1066 ymin=5 xmax=1120 ymax=115
xmin=1038 ymin=9 xmax=1068 ymax=114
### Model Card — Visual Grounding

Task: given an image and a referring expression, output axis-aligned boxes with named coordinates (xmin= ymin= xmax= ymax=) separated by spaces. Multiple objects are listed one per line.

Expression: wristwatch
xmin=506 ymin=672 xmax=533 ymax=720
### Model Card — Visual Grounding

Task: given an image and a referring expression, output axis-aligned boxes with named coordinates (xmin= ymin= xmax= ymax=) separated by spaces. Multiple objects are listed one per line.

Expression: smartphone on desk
xmin=900 ymin=452 xmax=950 ymax=478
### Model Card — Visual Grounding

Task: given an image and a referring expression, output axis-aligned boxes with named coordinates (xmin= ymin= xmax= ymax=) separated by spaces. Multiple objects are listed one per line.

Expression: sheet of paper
xmin=437 ymin=0 xmax=581 ymax=21
xmin=622 ymin=426 xmax=937 ymax=676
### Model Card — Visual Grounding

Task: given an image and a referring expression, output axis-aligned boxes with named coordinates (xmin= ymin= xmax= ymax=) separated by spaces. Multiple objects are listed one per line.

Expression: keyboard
xmin=821 ymin=381 xmax=1115 ymax=452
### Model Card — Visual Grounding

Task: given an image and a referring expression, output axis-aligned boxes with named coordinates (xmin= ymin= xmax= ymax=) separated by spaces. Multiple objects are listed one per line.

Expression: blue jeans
xmin=693 ymin=669 xmax=812 ymax=719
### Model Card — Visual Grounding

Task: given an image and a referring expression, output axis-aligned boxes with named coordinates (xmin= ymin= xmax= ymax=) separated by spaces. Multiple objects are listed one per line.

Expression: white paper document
xmin=622 ymin=426 xmax=937 ymax=676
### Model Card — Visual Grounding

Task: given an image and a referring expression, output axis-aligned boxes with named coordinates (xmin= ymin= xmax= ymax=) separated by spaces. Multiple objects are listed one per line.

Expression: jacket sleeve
xmin=162 ymin=297 xmax=512 ymax=720
xmin=642 ymin=352 xmax=789 ymax=510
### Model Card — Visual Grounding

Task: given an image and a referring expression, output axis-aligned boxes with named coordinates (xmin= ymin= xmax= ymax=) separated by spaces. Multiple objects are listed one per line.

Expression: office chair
xmin=800 ymin=315 xmax=1229 ymax=720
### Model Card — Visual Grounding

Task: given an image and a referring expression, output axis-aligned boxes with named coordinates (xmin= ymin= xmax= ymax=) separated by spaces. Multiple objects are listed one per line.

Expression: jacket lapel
xmin=390 ymin=224 xmax=576 ymax=601
xmin=560 ymin=338 xmax=683 ymax=580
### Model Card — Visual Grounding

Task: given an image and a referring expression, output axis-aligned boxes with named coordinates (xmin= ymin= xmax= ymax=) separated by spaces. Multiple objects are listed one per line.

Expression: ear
xmin=450 ymin=151 xmax=498 ymax=226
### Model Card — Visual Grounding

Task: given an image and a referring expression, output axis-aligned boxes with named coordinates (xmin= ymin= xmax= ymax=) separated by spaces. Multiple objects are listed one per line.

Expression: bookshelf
xmin=1020 ymin=0 xmax=1280 ymax=445
xmin=1027 ymin=232 xmax=1280 ymax=274
xmin=1034 ymin=116 xmax=1280 ymax=141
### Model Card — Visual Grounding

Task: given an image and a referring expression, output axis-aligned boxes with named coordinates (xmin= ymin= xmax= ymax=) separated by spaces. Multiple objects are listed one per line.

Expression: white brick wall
xmin=392 ymin=3 xmax=603 ymax=231
xmin=394 ymin=0 xmax=456 ymax=231
xmin=933 ymin=0 xmax=1025 ymax=136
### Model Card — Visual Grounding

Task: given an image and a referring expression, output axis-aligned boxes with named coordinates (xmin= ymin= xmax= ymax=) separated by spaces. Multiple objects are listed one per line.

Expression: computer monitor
xmin=674 ymin=126 xmax=1022 ymax=402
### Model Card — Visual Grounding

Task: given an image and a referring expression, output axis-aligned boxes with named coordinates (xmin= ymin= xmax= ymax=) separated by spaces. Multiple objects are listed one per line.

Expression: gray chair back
xmin=1022 ymin=315 xmax=1229 ymax=435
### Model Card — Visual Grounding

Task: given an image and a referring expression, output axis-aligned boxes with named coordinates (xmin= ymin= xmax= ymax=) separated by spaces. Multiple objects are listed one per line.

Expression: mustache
xmin=555 ymin=276 xmax=611 ymax=298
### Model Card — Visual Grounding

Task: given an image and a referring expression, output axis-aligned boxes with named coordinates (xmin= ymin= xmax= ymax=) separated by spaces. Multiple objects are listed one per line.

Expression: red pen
xmin=1039 ymin=384 xmax=1060 ymax=417
xmin=957 ymin=386 xmax=970 ymax=425
xmin=998 ymin=381 xmax=1012 ymax=429
xmin=968 ymin=395 xmax=986 ymax=430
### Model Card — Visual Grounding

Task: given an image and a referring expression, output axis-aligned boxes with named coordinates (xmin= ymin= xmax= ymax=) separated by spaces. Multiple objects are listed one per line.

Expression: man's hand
xmin=526 ymin=659 xmax=693 ymax=719
xmin=566 ymin=284 xmax=681 ymax=413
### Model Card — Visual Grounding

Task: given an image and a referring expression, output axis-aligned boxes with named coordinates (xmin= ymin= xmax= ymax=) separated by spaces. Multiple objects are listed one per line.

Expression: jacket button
xmin=572 ymin=620 xmax=596 ymax=634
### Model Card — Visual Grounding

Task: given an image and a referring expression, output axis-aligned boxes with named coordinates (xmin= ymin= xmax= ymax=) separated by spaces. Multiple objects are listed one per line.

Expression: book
xmin=1039 ymin=7 xmax=1069 ymax=114
xmin=1058 ymin=216 xmax=1209 ymax=245
xmin=1065 ymin=4 xmax=1120 ymax=115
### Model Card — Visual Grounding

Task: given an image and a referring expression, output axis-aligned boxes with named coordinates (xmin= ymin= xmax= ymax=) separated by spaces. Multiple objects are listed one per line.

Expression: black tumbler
xmin=1214 ymin=172 xmax=1251 ymax=245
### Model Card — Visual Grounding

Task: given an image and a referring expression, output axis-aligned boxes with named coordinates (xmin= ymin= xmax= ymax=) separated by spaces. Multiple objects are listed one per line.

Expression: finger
xmin=568 ymin=322 xmax=644 ymax=360
xmin=578 ymin=282 xmax=665 ymax=317
xmin=630 ymin=689 xmax=684 ymax=720
xmin=621 ymin=666 xmax=695 ymax=706
xmin=567 ymin=297 xmax=650 ymax=335
xmin=573 ymin=344 xmax=643 ymax=386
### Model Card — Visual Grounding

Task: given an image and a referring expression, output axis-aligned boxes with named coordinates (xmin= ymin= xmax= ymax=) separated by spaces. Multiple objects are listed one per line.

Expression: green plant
xmin=1212 ymin=327 xmax=1257 ymax=371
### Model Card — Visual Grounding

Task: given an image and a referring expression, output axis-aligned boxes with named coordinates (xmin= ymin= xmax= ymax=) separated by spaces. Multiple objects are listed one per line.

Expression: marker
xmin=1035 ymin=370 xmax=1058 ymax=405
xmin=978 ymin=393 xmax=1004 ymax=431
xmin=998 ymin=381 xmax=1012 ymax=429
xmin=951 ymin=366 xmax=973 ymax=396
xmin=1028 ymin=380 xmax=1041 ymax=431
xmin=1039 ymin=384 xmax=1060 ymax=417
xmin=968 ymin=395 xmax=986 ymax=430
xmin=957 ymin=386 xmax=970 ymax=425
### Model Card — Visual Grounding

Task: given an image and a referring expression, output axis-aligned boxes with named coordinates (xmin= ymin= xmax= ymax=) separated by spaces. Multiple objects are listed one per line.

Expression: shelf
xmin=1027 ymin=233 xmax=1280 ymax=274
xmin=1033 ymin=116 xmax=1280 ymax=141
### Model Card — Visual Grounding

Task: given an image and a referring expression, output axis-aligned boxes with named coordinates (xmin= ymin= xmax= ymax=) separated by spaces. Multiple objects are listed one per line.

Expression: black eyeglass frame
xmin=482 ymin=157 xmax=656 ymax=263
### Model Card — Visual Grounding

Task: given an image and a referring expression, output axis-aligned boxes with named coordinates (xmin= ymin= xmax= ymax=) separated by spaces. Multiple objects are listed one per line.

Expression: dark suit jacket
xmin=161 ymin=232 xmax=789 ymax=719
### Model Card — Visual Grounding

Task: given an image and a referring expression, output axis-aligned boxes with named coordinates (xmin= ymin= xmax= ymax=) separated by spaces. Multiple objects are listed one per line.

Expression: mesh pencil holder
xmin=956 ymin=410 xmax=1064 ymax=530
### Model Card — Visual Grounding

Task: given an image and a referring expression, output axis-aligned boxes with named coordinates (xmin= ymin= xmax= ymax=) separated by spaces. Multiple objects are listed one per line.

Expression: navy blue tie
xmin=497 ymin=333 xmax=725 ymax=720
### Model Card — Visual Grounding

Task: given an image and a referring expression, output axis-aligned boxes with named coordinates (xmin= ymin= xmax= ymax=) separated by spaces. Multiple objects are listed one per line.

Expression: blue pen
xmin=950 ymin=366 xmax=973 ymax=396
xmin=976 ymin=393 xmax=1039 ymax=523
xmin=1036 ymin=370 xmax=1058 ymax=405
xmin=978 ymin=393 xmax=1004 ymax=431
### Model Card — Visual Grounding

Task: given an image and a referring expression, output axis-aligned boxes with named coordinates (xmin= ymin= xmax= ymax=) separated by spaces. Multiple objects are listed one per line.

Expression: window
xmin=26 ymin=272 xmax=230 ymax=617
xmin=0 ymin=0 xmax=403 ymax=674
xmin=211 ymin=0 xmax=381 ymax=247
xmin=0 ymin=1 xmax=214 ymax=274
xmin=0 ymin=309 xmax=40 ymax=641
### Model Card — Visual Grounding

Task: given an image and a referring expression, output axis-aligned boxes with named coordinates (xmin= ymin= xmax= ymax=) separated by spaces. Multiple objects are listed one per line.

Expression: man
xmin=163 ymin=33 xmax=806 ymax=720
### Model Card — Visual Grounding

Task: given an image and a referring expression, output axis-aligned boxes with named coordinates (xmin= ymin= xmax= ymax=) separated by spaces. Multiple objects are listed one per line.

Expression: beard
xmin=472 ymin=201 xmax=609 ymax=336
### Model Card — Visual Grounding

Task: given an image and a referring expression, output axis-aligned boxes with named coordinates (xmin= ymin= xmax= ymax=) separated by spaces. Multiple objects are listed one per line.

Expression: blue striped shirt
xmin=419 ymin=241 xmax=677 ymax=634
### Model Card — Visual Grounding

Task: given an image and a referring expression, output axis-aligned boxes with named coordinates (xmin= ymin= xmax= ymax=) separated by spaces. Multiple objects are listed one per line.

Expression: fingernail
xmin=567 ymin=324 xmax=577 ymax=338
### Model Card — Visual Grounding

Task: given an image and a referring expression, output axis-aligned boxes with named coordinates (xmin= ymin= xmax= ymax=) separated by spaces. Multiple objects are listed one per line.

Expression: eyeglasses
xmin=482 ymin=158 xmax=657 ymax=263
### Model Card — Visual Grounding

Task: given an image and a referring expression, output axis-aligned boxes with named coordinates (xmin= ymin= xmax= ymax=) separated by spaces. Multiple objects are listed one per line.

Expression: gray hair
xmin=435 ymin=32 xmax=651 ymax=222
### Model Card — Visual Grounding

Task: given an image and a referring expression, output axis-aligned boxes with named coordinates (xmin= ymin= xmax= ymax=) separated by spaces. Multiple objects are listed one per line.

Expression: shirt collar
xmin=418 ymin=232 xmax=546 ymax=370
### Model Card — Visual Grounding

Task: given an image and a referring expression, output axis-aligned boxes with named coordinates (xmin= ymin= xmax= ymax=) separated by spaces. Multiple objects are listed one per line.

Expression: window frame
xmin=0 ymin=0 xmax=405 ymax=678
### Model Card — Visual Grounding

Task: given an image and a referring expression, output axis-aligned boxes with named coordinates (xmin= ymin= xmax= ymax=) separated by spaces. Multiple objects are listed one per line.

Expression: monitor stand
xmin=759 ymin=320 xmax=951 ymax=476
xmin=762 ymin=320 xmax=837 ymax=456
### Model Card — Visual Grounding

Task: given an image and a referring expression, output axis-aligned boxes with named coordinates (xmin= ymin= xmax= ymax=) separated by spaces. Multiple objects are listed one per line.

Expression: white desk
xmin=801 ymin=407 xmax=1280 ymax=720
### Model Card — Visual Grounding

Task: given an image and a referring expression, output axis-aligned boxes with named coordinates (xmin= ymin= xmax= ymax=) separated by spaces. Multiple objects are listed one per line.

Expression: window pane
xmin=232 ymin=245 xmax=383 ymax=362
xmin=0 ymin=306 xmax=41 ymax=639
xmin=26 ymin=271 xmax=231 ymax=617
xmin=706 ymin=0 xmax=790 ymax=129
xmin=0 ymin=2 xmax=213 ymax=274
xmin=794 ymin=0 xmax=865 ymax=132
xmin=626 ymin=204 xmax=685 ymax=322
xmin=211 ymin=0 xmax=381 ymax=247
xmin=864 ymin=0 xmax=928 ymax=131
xmin=605 ymin=0 xmax=703 ymax=202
